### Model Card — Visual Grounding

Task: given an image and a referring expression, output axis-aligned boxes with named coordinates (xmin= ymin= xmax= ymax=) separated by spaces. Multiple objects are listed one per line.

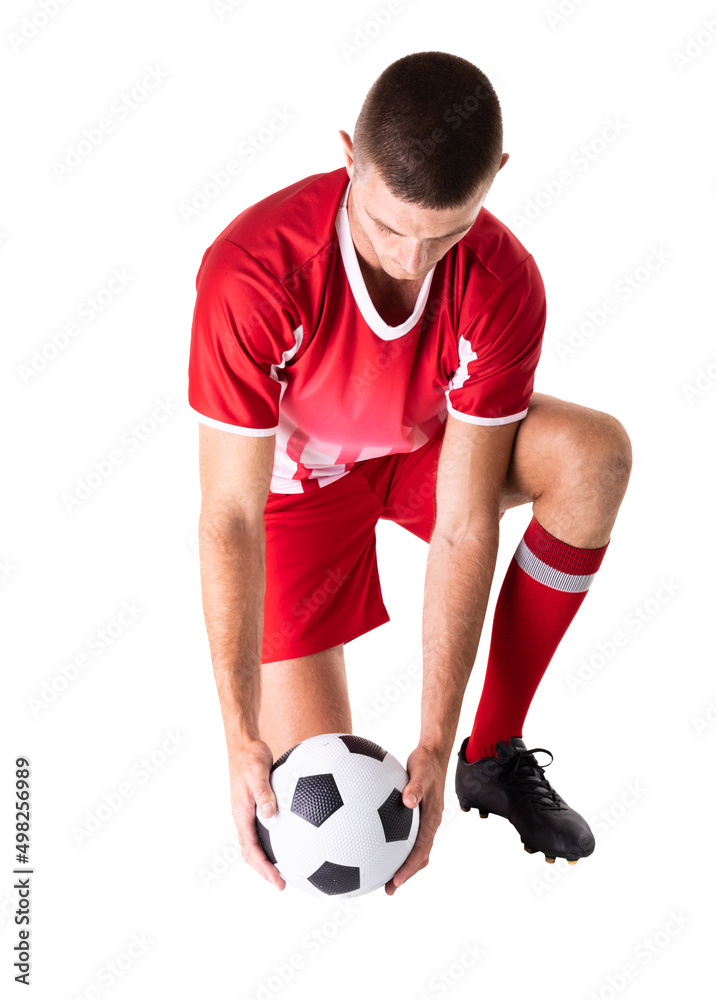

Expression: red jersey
xmin=188 ymin=167 xmax=546 ymax=494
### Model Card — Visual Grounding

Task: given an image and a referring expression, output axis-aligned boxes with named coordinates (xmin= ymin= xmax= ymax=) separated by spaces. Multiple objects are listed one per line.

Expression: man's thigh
xmin=379 ymin=392 xmax=617 ymax=537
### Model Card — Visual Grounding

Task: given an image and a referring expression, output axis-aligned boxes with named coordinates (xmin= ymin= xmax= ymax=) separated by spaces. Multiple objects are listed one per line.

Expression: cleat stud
xmin=478 ymin=811 xmax=489 ymax=819
xmin=545 ymin=856 xmax=556 ymax=864
xmin=524 ymin=846 xmax=535 ymax=854
xmin=568 ymin=860 xmax=578 ymax=865
xmin=460 ymin=805 xmax=470 ymax=813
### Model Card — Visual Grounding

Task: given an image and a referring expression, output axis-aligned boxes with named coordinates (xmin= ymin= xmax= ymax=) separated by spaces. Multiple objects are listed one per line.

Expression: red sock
xmin=464 ymin=515 xmax=609 ymax=763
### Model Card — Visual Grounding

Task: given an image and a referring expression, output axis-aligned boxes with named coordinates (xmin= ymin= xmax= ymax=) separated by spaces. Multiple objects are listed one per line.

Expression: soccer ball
xmin=255 ymin=733 xmax=419 ymax=898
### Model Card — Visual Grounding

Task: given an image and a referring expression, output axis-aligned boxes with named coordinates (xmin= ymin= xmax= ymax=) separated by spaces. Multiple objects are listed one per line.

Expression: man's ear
xmin=338 ymin=130 xmax=354 ymax=177
xmin=498 ymin=151 xmax=510 ymax=171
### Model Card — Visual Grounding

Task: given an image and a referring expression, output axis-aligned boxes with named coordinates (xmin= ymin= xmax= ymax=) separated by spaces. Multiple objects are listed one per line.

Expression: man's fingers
xmin=387 ymin=821 xmax=436 ymax=891
xmin=384 ymin=744 xmax=449 ymax=895
xmin=237 ymin=806 xmax=285 ymax=890
xmin=227 ymin=739 xmax=287 ymax=890
xmin=242 ymin=838 xmax=286 ymax=890
xmin=403 ymin=780 xmax=423 ymax=807
xmin=254 ymin=780 xmax=277 ymax=818
xmin=231 ymin=780 xmax=285 ymax=889
xmin=386 ymin=794 xmax=442 ymax=893
xmin=386 ymin=852 xmax=430 ymax=893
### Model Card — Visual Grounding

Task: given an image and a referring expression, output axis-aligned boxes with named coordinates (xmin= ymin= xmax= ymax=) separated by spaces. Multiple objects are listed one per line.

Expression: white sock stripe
xmin=514 ymin=538 xmax=596 ymax=593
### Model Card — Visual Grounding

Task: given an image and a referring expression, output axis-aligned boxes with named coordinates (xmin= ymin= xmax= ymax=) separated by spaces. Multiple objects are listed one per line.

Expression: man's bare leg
xmin=258 ymin=644 xmax=352 ymax=761
xmin=499 ymin=391 xmax=632 ymax=546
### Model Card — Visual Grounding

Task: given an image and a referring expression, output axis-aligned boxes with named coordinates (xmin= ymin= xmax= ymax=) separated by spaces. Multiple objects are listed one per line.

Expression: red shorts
xmin=262 ymin=420 xmax=505 ymax=663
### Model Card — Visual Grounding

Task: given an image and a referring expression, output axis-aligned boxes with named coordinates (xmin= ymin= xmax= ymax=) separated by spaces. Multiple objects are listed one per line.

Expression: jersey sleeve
xmin=187 ymin=238 xmax=302 ymax=436
xmin=445 ymin=254 xmax=546 ymax=425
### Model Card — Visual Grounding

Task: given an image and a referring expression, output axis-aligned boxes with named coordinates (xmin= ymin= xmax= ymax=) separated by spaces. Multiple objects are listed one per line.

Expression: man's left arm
xmin=384 ymin=253 xmax=546 ymax=894
xmin=384 ymin=412 xmax=521 ymax=894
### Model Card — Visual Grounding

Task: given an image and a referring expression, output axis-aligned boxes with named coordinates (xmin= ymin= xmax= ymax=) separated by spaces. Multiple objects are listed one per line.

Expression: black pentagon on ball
xmin=255 ymin=817 xmax=277 ymax=863
xmin=271 ymin=742 xmax=301 ymax=773
xmin=339 ymin=734 xmax=387 ymax=761
xmin=291 ymin=773 xmax=343 ymax=827
xmin=378 ymin=787 xmax=413 ymax=842
xmin=307 ymin=860 xmax=360 ymax=895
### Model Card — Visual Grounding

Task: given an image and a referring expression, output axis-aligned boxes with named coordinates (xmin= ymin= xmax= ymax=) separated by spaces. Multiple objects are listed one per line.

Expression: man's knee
xmin=603 ymin=413 xmax=632 ymax=478
xmin=563 ymin=408 xmax=632 ymax=495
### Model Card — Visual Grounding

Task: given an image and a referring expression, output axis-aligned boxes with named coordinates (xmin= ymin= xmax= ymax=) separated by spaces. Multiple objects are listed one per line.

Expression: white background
xmin=3 ymin=0 xmax=715 ymax=998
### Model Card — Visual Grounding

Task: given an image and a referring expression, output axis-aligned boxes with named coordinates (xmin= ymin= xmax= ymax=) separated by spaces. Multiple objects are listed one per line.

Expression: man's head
xmin=340 ymin=51 xmax=508 ymax=281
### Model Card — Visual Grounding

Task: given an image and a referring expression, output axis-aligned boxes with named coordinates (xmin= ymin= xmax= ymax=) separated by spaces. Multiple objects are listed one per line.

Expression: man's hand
xmin=384 ymin=743 xmax=449 ymax=895
xmin=229 ymin=738 xmax=286 ymax=891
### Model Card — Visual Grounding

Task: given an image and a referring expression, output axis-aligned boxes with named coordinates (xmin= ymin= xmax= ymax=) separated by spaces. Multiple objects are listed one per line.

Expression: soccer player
xmin=188 ymin=51 xmax=632 ymax=894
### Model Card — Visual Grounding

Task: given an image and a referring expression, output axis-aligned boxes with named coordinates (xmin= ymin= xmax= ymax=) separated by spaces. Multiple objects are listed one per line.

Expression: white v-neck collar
xmin=335 ymin=177 xmax=436 ymax=341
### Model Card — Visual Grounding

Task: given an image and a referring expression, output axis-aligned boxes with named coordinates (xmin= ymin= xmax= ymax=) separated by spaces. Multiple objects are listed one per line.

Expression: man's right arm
xmin=197 ymin=422 xmax=285 ymax=890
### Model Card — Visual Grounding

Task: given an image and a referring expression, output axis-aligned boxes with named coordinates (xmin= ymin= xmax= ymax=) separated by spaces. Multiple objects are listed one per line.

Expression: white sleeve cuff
xmin=193 ymin=409 xmax=277 ymax=436
xmin=445 ymin=396 xmax=528 ymax=426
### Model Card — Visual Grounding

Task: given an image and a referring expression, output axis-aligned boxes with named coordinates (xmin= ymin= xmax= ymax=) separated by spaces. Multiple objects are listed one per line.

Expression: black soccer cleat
xmin=455 ymin=736 xmax=595 ymax=864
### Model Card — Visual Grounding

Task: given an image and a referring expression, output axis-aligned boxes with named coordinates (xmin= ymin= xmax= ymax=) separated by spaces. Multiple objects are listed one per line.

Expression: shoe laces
xmin=498 ymin=746 xmax=565 ymax=810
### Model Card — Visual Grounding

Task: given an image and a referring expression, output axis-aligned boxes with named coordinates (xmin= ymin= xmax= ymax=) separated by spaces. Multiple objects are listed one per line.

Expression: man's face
xmin=349 ymin=163 xmax=488 ymax=282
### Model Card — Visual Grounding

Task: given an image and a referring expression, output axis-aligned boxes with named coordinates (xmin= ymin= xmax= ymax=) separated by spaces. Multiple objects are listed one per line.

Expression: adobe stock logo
xmin=681 ymin=350 xmax=716 ymax=404
xmin=544 ymin=0 xmax=592 ymax=29
xmin=71 ymin=731 xmax=189 ymax=846
xmin=7 ymin=0 xmax=72 ymax=53
xmin=212 ymin=0 xmax=248 ymax=20
xmin=61 ymin=398 xmax=179 ymax=513
xmin=17 ymin=269 xmax=134 ymax=384
xmin=339 ymin=1 xmax=421 ymax=63
xmin=178 ymin=108 xmax=296 ymax=222
xmin=564 ymin=577 xmax=682 ymax=694
xmin=587 ymin=911 xmax=691 ymax=1000
xmin=51 ymin=67 xmax=169 ymax=180
xmin=672 ymin=17 xmax=716 ymax=71
xmin=510 ymin=116 xmax=628 ymax=234
xmin=554 ymin=245 xmax=671 ymax=361
xmin=27 ymin=601 xmax=144 ymax=716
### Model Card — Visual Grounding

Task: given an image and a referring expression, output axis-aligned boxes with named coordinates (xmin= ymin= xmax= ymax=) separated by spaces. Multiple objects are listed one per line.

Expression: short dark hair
xmin=352 ymin=51 xmax=503 ymax=210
